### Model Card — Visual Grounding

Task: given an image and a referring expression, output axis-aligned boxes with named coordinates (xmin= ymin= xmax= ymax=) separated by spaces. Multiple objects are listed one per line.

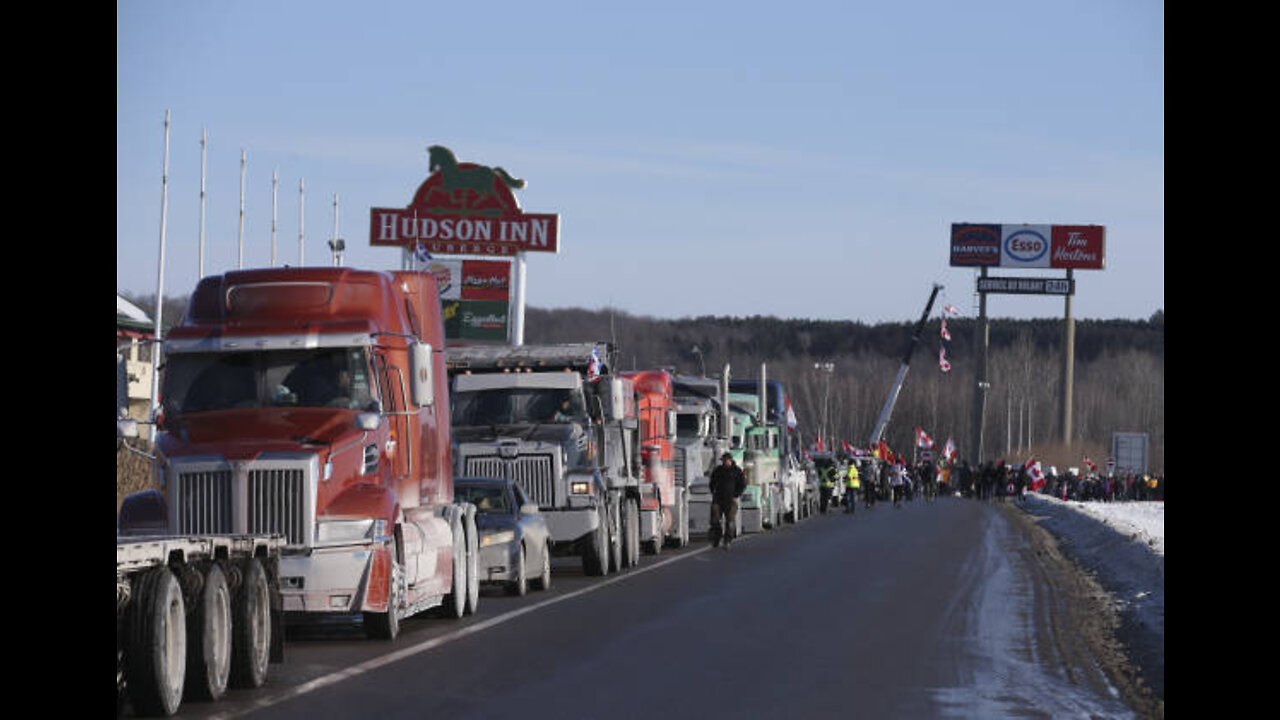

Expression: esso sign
xmin=1001 ymin=225 xmax=1051 ymax=268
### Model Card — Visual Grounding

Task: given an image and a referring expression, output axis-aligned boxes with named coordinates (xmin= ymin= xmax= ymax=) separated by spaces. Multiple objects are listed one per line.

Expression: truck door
xmin=375 ymin=352 xmax=413 ymax=484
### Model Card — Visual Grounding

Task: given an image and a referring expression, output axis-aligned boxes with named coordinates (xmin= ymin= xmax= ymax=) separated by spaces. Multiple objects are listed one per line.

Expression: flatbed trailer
xmin=117 ymin=534 xmax=285 ymax=717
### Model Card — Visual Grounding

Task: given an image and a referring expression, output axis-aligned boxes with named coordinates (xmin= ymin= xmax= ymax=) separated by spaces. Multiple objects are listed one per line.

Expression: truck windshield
xmin=676 ymin=412 xmax=703 ymax=436
xmin=162 ymin=347 xmax=377 ymax=414
xmin=452 ymin=388 xmax=586 ymax=426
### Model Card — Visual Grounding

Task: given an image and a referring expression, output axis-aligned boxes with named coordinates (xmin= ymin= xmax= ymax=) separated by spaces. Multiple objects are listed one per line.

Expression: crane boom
xmin=868 ymin=284 xmax=942 ymax=447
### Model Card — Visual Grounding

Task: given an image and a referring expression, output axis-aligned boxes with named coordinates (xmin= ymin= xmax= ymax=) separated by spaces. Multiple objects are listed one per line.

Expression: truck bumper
xmin=688 ymin=494 xmax=713 ymax=535
xmin=278 ymin=545 xmax=374 ymax=615
xmin=542 ymin=506 xmax=601 ymax=546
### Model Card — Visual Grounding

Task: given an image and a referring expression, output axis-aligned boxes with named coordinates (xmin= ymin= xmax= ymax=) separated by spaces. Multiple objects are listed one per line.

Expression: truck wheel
xmin=127 ymin=567 xmax=187 ymax=717
xmin=464 ymin=508 xmax=480 ymax=615
xmin=185 ymin=564 xmax=232 ymax=701
xmin=609 ymin=499 xmax=625 ymax=572
xmin=441 ymin=520 xmax=467 ymax=619
xmin=507 ymin=544 xmax=528 ymax=596
xmin=363 ymin=555 xmax=402 ymax=640
xmin=532 ymin=541 xmax=552 ymax=591
xmin=679 ymin=494 xmax=691 ymax=547
xmin=582 ymin=505 xmax=610 ymax=576
xmin=622 ymin=498 xmax=638 ymax=566
xmin=230 ymin=558 xmax=271 ymax=689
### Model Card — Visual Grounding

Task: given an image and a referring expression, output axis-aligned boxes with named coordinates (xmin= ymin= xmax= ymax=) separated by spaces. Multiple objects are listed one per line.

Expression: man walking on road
xmin=709 ymin=453 xmax=746 ymax=548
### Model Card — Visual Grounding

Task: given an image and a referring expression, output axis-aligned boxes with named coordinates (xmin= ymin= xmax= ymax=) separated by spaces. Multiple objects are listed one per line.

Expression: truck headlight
xmin=571 ymin=481 xmax=592 ymax=495
xmin=316 ymin=519 xmax=375 ymax=544
xmin=480 ymin=530 xmax=515 ymax=548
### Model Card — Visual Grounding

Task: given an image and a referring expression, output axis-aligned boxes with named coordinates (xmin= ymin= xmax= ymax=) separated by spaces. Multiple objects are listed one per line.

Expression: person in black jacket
xmin=709 ymin=453 xmax=746 ymax=548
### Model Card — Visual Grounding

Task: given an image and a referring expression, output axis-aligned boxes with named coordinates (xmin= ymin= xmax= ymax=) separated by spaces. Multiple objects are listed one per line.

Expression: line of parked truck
xmin=116 ymin=267 xmax=819 ymax=716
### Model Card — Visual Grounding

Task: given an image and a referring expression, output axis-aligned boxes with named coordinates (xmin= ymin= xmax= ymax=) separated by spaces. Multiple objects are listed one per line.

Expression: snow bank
xmin=1029 ymin=493 xmax=1164 ymax=555
xmin=1018 ymin=492 xmax=1165 ymax=699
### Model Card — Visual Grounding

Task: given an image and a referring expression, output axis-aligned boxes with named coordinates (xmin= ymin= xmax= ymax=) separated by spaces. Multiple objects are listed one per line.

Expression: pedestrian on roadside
xmin=709 ymin=453 xmax=746 ymax=548
xmin=844 ymin=461 xmax=860 ymax=514
xmin=890 ymin=462 xmax=906 ymax=508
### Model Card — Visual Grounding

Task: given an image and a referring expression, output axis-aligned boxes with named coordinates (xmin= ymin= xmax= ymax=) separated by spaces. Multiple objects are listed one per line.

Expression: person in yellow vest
xmin=819 ymin=463 xmax=837 ymax=514
xmin=844 ymin=461 xmax=861 ymax=514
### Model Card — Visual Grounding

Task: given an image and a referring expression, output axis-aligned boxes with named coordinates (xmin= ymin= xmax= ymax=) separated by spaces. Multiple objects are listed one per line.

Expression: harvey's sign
xmin=371 ymin=146 xmax=560 ymax=257
xmin=950 ymin=224 xmax=1105 ymax=270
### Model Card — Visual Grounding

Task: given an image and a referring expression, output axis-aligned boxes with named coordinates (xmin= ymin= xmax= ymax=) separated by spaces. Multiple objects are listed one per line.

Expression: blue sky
xmin=117 ymin=0 xmax=1163 ymax=323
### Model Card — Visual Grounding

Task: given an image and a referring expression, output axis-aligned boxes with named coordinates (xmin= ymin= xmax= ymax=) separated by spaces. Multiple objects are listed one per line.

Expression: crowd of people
xmin=808 ymin=453 xmax=1165 ymax=511
xmin=947 ymin=461 xmax=1165 ymax=503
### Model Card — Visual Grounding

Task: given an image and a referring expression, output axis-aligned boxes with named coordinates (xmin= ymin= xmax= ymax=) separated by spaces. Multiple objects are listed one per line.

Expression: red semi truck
xmin=117 ymin=267 xmax=478 ymax=641
xmin=621 ymin=370 xmax=690 ymax=551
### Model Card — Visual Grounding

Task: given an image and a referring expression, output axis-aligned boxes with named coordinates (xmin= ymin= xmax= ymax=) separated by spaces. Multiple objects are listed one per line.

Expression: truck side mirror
xmin=117 ymin=419 xmax=139 ymax=438
xmin=412 ymin=342 xmax=435 ymax=407
xmin=609 ymin=378 xmax=626 ymax=422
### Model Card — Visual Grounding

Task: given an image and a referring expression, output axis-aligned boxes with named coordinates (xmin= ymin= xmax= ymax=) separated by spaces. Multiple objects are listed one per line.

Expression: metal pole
xmin=512 ymin=253 xmax=527 ymax=346
xmin=198 ymin=127 xmax=207 ymax=278
xmin=298 ymin=178 xmax=305 ymax=265
xmin=271 ymin=169 xmax=278 ymax=267
xmin=330 ymin=192 xmax=341 ymax=267
xmin=148 ymin=110 xmax=172 ymax=443
xmin=238 ymin=149 xmax=246 ymax=269
xmin=971 ymin=269 xmax=990 ymax=463
xmin=1061 ymin=269 xmax=1075 ymax=445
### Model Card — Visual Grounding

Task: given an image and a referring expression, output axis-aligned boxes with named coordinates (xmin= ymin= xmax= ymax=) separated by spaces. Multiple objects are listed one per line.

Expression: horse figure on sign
xmin=426 ymin=145 xmax=526 ymax=213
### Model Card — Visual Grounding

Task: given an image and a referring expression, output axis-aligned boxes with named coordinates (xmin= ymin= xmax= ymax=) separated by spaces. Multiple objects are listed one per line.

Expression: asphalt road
xmin=147 ymin=496 xmax=1144 ymax=720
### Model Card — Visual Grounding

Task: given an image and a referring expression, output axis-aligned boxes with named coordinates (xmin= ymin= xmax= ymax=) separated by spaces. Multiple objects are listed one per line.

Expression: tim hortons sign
xmin=370 ymin=145 xmax=560 ymax=257
xmin=950 ymin=223 xmax=1105 ymax=270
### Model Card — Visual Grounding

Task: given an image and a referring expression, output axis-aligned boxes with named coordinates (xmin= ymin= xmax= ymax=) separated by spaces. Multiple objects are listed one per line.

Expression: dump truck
xmin=672 ymin=370 xmax=734 ymax=538
xmin=117 ymin=267 xmax=479 ymax=643
xmin=447 ymin=343 xmax=641 ymax=574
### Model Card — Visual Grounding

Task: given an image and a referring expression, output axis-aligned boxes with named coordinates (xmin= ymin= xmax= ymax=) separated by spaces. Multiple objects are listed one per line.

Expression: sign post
xmin=950 ymin=223 xmax=1105 ymax=460
xmin=371 ymin=146 xmax=560 ymax=346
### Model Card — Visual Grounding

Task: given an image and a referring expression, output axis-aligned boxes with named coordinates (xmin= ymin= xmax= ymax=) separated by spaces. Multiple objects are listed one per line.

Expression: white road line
xmin=210 ymin=544 xmax=716 ymax=719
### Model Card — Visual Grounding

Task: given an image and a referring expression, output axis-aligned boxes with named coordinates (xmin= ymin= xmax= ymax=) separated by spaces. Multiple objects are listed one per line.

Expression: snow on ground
xmin=1017 ymin=492 xmax=1165 ymax=700
xmin=1030 ymin=493 xmax=1164 ymax=556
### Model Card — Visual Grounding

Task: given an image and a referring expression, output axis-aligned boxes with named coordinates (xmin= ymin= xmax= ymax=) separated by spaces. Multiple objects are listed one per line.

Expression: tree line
xmin=525 ymin=307 xmax=1165 ymax=473
xmin=120 ymin=292 xmax=1164 ymax=473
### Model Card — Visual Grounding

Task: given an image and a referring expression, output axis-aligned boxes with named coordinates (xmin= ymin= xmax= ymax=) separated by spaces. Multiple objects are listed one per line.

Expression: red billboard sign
xmin=950 ymin=223 xmax=1105 ymax=270
xmin=371 ymin=146 xmax=559 ymax=257
xmin=1050 ymin=226 xmax=1106 ymax=269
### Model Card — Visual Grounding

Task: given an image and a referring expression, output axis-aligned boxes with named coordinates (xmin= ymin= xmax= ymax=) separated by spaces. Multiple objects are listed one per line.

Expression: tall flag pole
xmin=298 ymin=178 xmax=306 ymax=265
xmin=198 ymin=127 xmax=207 ymax=278
xmin=238 ymin=149 xmax=247 ymax=269
xmin=271 ymin=169 xmax=279 ymax=267
xmin=148 ymin=110 xmax=172 ymax=443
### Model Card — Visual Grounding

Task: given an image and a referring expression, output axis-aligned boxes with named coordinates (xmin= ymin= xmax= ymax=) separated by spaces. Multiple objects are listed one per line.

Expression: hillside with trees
xmin=525 ymin=307 xmax=1165 ymax=473
xmin=120 ymin=292 xmax=1164 ymax=472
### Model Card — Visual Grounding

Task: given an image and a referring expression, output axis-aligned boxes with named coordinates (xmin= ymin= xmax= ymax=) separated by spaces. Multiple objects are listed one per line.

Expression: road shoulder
xmin=998 ymin=501 xmax=1165 ymax=719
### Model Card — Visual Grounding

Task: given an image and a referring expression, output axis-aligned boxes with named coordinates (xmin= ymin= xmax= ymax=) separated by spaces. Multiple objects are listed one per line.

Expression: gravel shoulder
xmin=998 ymin=499 xmax=1165 ymax=719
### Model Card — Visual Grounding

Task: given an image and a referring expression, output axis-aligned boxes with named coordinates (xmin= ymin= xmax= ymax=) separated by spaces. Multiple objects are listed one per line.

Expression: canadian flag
xmin=939 ymin=348 xmax=952 ymax=373
xmin=786 ymin=397 xmax=798 ymax=429
xmin=943 ymin=304 xmax=960 ymax=316
xmin=915 ymin=427 xmax=935 ymax=449
xmin=587 ymin=346 xmax=603 ymax=383
xmin=943 ymin=437 xmax=956 ymax=464
xmin=1083 ymin=456 xmax=1098 ymax=473
xmin=842 ymin=440 xmax=854 ymax=454
xmin=1024 ymin=457 xmax=1046 ymax=491
xmin=941 ymin=317 xmax=952 ymax=342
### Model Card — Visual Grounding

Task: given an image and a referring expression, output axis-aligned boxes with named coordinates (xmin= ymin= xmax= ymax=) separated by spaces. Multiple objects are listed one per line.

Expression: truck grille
xmin=248 ymin=468 xmax=307 ymax=545
xmin=174 ymin=469 xmax=234 ymax=535
xmin=173 ymin=460 xmax=313 ymax=546
xmin=463 ymin=454 xmax=557 ymax=507
xmin=674 ymin=448 xmax=688 ymax=485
